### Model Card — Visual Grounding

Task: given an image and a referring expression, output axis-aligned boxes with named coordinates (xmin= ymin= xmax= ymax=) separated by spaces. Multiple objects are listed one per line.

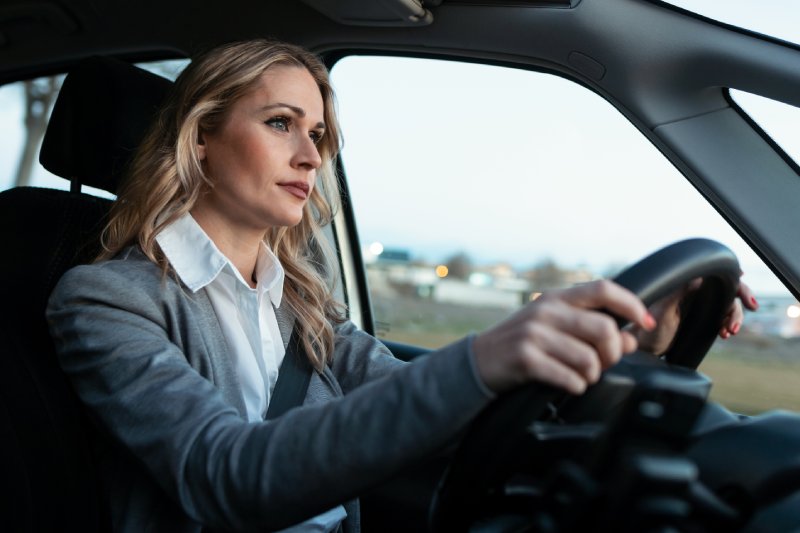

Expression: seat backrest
xmin=0 ymin=57 xmax=171 ymax=531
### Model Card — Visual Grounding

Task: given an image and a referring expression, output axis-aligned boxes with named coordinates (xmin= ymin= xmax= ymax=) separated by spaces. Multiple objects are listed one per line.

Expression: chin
xmin=271 ymin=211 xmax=305 ymax=229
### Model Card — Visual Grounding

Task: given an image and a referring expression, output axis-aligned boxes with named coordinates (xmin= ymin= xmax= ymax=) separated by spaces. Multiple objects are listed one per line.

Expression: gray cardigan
xmin=47 ymin=247 xmax=493 ymax=532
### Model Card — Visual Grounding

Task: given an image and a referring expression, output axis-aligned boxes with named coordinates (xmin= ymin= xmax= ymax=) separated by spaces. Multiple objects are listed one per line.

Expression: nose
xmin=291 ymin=134 xmax=322 ymax=171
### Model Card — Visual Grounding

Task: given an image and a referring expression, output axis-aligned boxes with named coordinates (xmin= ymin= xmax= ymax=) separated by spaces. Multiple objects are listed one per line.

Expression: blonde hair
xmin=99 ymin=39 xmax=345 ymax=370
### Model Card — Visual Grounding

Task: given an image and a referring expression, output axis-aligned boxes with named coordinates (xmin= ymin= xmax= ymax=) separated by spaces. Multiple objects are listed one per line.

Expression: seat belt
xmin=265 ymin=327 xmax=313 ymax=420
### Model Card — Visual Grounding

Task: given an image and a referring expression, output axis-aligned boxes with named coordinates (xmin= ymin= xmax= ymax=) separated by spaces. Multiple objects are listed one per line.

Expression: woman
xmin=47 ymin=39 xmax=753 ymax=532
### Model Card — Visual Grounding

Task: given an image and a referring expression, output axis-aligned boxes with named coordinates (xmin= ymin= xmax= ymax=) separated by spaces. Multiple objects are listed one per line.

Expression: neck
xmin=190 ymin=207 xmax=265 ymax=288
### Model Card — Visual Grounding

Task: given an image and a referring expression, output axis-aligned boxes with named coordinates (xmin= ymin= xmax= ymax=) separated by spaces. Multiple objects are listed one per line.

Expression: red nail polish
xmin=644 ymin=312 xmax=656 ymax=331
xmin=750 ymin=296 xmax=759 ymax=308
xmin=732 ymin=323 xmax=740 ymax=335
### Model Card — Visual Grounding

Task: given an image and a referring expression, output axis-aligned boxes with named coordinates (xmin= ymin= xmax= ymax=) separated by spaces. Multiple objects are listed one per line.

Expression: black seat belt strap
xmin=265 ymin=327 xmax=313 ymax=420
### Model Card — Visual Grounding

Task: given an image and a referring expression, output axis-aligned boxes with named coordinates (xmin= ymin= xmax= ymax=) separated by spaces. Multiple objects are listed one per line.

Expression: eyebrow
xmin=261 ymin=102 xmax=325 ymax=129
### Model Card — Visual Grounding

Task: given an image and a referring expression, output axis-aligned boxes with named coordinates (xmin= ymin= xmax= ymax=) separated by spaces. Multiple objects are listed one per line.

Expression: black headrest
xmin=39 ymin=56 xmax=173 ymax=194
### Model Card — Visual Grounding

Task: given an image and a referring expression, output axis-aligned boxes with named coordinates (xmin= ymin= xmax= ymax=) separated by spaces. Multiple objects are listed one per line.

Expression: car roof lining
xmin=4 ymin=1 xmax=800 ymax=116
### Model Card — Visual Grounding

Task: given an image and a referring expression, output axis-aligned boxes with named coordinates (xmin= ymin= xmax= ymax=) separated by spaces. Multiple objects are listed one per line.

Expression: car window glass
xmin=729 ymin=90 xmax=800 ymax=165
xmin=331 ymin=55 xmax=800 ymax=415
xmin=0 ymin=58 xmax=188 ymax=197
xmin=665 ymin=1 xmax=800 ymax=45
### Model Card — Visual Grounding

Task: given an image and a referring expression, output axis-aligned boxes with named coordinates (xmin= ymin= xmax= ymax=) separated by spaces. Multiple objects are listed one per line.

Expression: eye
xmin=265 ymin=116 xmax=290 ymax=132
xmin=309 ymin=130 xmax=324 ymax=146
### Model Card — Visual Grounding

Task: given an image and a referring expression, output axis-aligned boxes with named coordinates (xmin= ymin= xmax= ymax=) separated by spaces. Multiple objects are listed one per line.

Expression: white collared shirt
xmin=157 ymin=212 xmax=286 ymax=422
xmin=155 ymin=213 xmax=346 ymax=531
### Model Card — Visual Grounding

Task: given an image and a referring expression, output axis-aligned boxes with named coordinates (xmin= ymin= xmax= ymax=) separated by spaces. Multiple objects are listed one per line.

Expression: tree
xmin=444 ymin=251 xmax=473 ymax=280
xmin=14 ymin=76 xmax=61 ymax=187
xmin=525 ymin=258 xmax=567 ymax=290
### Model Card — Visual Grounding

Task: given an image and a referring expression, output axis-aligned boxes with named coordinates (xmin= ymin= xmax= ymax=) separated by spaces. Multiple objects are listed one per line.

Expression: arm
xmin=329 ymin=320 xmax=407 ymax=394
xmin=47 ymin=264 xmax=493 ymax=531
xmin=331 ymin=278 xmax=656 ymax=400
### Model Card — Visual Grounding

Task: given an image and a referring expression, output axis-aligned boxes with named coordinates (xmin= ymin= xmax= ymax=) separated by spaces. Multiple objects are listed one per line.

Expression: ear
xmin=197 ymin=131 xmax=207 ymax=161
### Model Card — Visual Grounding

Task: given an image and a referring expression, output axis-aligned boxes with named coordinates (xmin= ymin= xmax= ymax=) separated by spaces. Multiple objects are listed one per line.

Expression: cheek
xmin=205 ymin=124 xmax=265 ymax=164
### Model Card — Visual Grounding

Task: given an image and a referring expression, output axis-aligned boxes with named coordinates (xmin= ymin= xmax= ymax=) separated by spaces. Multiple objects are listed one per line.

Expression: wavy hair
xmin=98 ymin=39 xmax=346 ymax=370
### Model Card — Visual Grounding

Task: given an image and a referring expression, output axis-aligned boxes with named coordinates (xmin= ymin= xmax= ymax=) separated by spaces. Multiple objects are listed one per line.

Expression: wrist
xmin=468 ymin=333 xmax=497 ymax=399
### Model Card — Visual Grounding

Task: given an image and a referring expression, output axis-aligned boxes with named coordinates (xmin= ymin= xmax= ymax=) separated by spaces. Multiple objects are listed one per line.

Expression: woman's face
xmin=195 ymin=65 xmax=325 ymax=235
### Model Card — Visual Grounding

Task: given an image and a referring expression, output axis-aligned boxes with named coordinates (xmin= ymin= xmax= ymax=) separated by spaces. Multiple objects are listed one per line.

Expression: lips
xmin=278 ymin=181 xmax=310 ymax=200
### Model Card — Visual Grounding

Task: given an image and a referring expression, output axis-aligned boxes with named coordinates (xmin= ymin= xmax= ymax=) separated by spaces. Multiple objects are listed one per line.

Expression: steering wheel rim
xmin=429 ymin=238 xmax=740 ymax=532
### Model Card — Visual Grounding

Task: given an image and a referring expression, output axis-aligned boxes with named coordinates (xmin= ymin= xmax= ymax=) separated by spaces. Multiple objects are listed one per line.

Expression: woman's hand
xmin=720 ymin=280 xmax=758 ymax=339
xmin=633 ymin=278 xmax=758 ymax=355
xmin=472 ymin=280 xmax=655 ymax=395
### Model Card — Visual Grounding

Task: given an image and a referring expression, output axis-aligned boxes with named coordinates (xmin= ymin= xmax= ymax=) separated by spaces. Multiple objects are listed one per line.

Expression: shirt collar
xmin=254 ymin=242 xmax=285 ymax=307
xmin=155 ymin=212 xmax=284 ymax=307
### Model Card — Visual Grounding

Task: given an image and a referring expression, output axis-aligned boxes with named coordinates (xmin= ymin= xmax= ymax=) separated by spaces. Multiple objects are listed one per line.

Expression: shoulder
xmin=49 ymin=246 xmax=184 ymax=315
xmin=62 ymin=246 xmax=154 ymax=278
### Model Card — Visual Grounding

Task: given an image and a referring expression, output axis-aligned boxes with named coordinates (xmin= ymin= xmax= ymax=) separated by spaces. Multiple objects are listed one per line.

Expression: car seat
xmin=0 ymin=57 xmax=171 ymax=531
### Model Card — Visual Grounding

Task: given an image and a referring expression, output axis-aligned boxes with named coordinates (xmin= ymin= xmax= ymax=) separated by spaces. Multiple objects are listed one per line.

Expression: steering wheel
xmin=429 ymin=238 xmax=740 ymax=532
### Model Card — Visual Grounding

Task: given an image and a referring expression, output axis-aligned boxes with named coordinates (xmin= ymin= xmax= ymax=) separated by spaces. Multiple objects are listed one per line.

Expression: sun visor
xmin=300 ymin=0 xmax=436 ymax=26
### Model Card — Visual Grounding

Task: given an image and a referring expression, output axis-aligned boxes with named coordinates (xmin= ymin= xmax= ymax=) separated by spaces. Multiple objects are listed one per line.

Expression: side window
xmin=730 ymin=90 xmax=800 ymax=166
xmin=331 ymin=56 xmax=800 ymax=415
xmin=0 ymin=59 xmax=188 ymax=197
xmin=0 ymin=74 xmax=67 ymax=192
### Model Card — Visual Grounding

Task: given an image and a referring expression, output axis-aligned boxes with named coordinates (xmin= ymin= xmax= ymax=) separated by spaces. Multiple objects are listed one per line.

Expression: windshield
xmin=333 ymin=55 xmax=800 ymax=416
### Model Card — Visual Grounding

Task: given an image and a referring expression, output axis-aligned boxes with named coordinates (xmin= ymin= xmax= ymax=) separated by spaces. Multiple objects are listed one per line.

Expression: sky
xmin=1 ymin=1 xmax=799 ymax=295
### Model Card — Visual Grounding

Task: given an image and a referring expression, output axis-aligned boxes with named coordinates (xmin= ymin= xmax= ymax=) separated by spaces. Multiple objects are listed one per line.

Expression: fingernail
xmin=643 ymin=312 xmax=656 ymax=331
xmin=721 ymin=331 xmax=729 ymax=339
xmin=732 ymin=323 xmax=740 ymax=335
xmin=750 ymin=296 xmax=759 ymax=309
